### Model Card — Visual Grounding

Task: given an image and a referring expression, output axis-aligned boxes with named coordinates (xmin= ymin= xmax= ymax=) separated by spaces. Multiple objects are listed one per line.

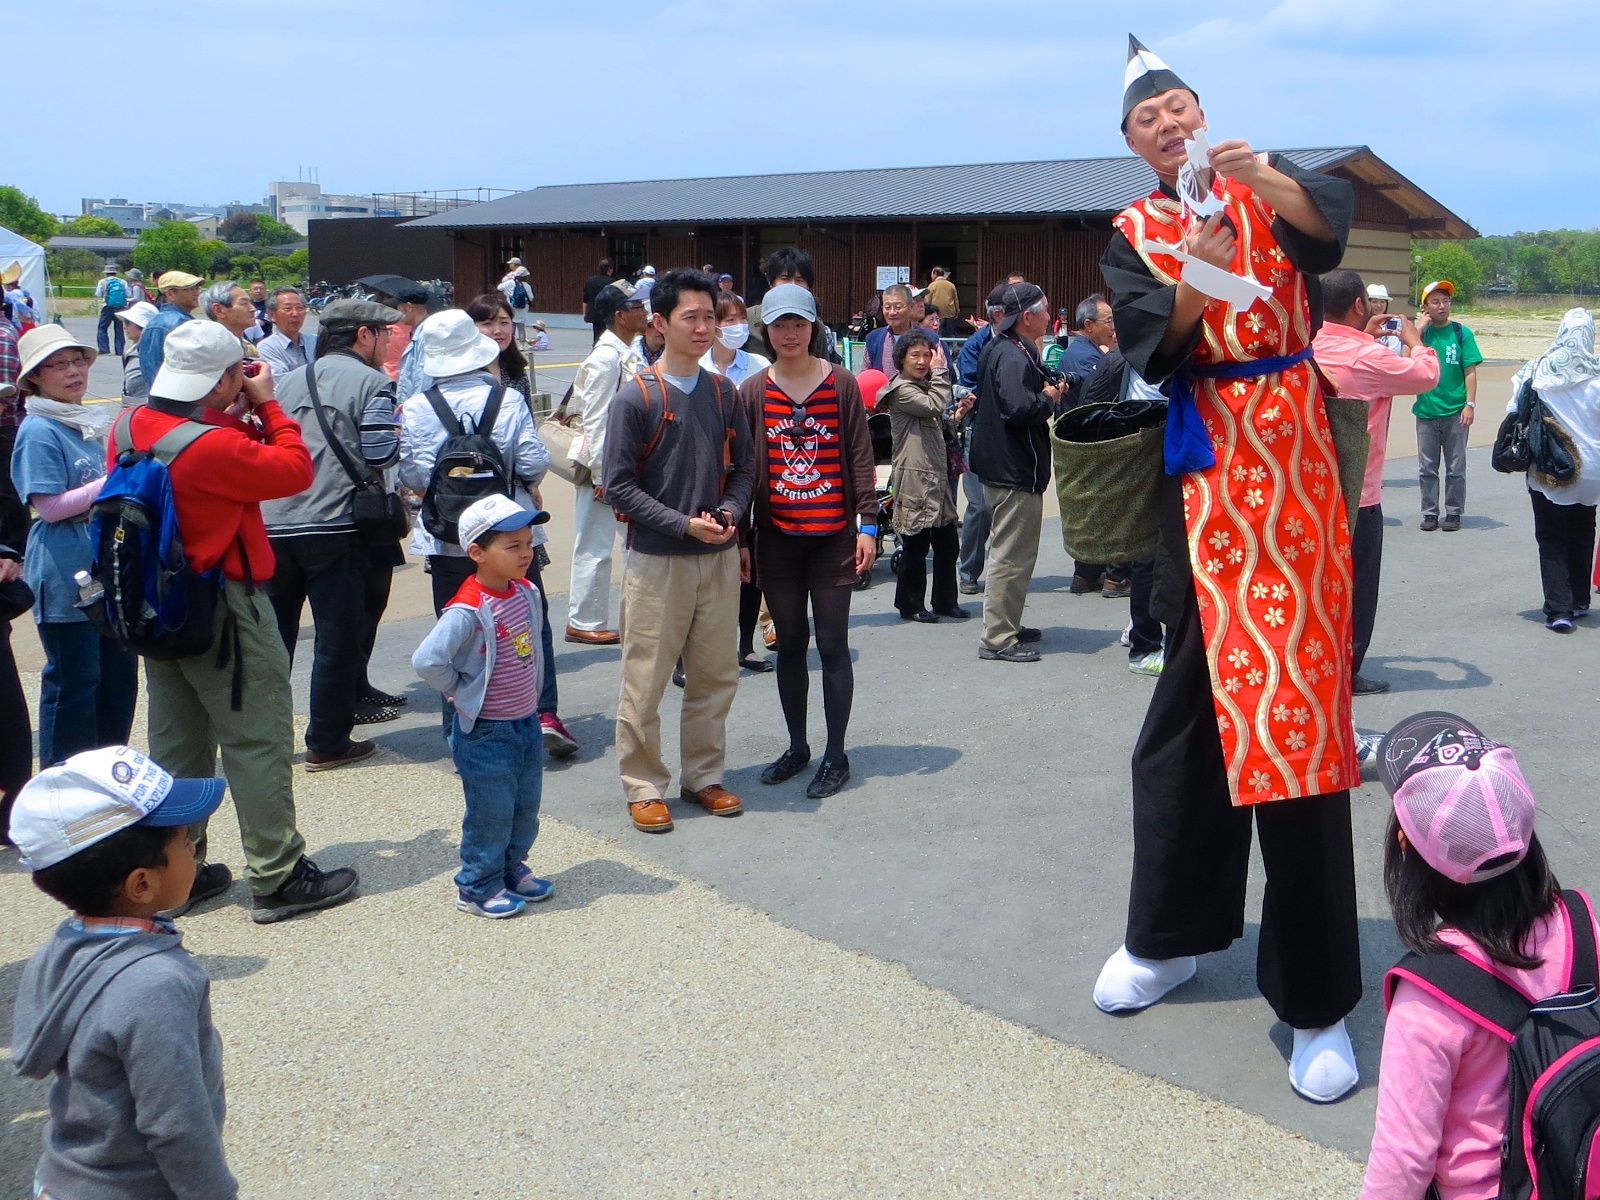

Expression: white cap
xmin=642 ymin=265 xmax=656 ymax=276
xmin=10 ymin=746 xmax=226 ymax=871
xmin=1366 ymin=283 xmax=1390 ymax=301
xmin=150 ymin=320 xmax=245 ymax=404
xmin=418 ymin=309 xmax=500 ymax=378
xmin=458 ymin=493 xmax=549 ymax=548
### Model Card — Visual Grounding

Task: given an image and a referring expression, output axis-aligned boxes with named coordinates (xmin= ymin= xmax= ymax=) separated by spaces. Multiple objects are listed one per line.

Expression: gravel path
xmin=1 ymin=734 xmax=1363 ymax=1199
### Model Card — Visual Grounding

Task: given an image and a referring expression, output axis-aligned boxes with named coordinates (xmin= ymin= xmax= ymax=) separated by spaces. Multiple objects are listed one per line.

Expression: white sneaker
xmin=1288 ymin=1021 xmax=1359 ymax=1103
xmin=1093 ymin=945 xmax=1198 ymax=1013
xmin=1355 ymin=731 xmax=1383 ymax=764
xmin=1128 ymin=650 xmax=1164 ymax=676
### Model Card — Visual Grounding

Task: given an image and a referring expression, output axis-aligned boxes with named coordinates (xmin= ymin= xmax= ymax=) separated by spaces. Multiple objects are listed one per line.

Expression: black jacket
xmin=968 ymin=331 xmax=1054 ymax=493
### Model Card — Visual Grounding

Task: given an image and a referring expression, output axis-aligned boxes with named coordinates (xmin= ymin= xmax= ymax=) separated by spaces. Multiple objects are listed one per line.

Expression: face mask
xmin=717 ymin=323 xmax=749 ymax=351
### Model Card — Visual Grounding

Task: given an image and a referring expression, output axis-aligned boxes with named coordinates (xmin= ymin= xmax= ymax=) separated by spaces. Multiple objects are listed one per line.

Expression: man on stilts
xmin=1092 ymin=35 xmax=1363 ymax=1104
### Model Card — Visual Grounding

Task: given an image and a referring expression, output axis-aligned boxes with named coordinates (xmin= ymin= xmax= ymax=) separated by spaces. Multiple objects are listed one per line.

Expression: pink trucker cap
xmin=1378 ymin=711 xmax=1536 ymax=885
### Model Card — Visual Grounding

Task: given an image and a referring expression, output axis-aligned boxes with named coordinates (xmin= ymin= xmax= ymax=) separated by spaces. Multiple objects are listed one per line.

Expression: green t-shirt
xmin=1413 ymin=321 xmax=1484 ymax=418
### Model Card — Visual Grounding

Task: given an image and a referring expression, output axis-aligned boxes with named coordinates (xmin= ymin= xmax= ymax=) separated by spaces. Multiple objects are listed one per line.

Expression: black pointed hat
xmin=1122 ymin=34 xmax=1196 ymax=128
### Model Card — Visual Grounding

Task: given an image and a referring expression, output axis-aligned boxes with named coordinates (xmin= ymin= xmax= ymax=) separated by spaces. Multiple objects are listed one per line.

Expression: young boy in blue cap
xmin=413 ymin=493 xmax=555 ymax=918
xmin=10 ymin=745 xmax=236 ymax=1200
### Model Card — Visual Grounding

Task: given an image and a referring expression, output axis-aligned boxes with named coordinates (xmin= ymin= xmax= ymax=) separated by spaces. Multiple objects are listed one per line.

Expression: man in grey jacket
xmin=262 ymin=299 xmax=402 ymax=770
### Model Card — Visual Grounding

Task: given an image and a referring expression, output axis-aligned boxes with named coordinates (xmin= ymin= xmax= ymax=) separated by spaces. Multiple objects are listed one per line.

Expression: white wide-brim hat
xmin=18 ymin=325 xmax=97 ymax=382
xmin=419 ymin=309 xmax=500 ymax=377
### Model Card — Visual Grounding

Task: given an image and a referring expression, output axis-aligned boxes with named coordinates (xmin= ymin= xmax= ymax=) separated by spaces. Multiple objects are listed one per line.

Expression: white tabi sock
xmin=1093 ymin=945 xmax=1198 ymax=1013
xmin=1288 ymin=1020 xmax=1359 ymax=1103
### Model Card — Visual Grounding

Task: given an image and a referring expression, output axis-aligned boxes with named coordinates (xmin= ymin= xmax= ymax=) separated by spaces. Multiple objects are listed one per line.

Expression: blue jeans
xmin=96 ymin=305 xmax=125 ymax=354
xmin=449 ymin=713 xmax=543 ymax=899
xmin=958 ymin=468 xmax=990 ymax=584
xmin=36 ymin=621 xmax=138 ymax=766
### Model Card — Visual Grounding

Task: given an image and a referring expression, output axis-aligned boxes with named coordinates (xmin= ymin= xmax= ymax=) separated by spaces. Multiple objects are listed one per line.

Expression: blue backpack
xmin=104 ymin=277 xmax=126 ymax=308
xmin=80 ymin=410 xmax=224 ymax=662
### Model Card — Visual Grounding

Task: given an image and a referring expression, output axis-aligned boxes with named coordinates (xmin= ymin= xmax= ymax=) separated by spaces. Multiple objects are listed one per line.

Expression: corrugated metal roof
xmin=403 ymin=148 xmax=1366 ymax=230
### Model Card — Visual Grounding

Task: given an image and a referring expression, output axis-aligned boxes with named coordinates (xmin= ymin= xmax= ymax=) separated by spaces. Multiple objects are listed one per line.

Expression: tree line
xmin=1413 ymin=230 xmax=1600 ymax=304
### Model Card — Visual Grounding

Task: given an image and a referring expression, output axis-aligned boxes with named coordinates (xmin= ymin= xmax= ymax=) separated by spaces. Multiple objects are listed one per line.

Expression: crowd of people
xmin=5 ymin=34 xmax=1600 ymax=1199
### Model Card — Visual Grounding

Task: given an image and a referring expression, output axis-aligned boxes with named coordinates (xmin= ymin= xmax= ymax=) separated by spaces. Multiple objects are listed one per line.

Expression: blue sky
xmin=15 ymin=1 xmax=1595 ymax=236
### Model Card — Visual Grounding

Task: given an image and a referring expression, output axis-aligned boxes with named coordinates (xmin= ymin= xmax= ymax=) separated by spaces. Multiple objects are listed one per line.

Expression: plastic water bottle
xmin=74 ymin=570 xmax=104 ymax=606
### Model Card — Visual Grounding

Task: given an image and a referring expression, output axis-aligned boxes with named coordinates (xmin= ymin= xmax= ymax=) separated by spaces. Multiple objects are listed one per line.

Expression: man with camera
xmin=1311 ymin=269 xmax=1439 ymax=695
xmin=262 ymin=299 xmax=404 ymax=766
xmin=132 ymin=320 xmax=361 ymax=923
xmin=969 ymin=281 xmax=1061 ymax=663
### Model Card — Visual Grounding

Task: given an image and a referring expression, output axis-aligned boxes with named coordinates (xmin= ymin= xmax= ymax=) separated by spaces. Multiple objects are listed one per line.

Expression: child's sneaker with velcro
xmin=505 ymin=864 xmax=554 ymax=902
xmin=456 ymin=888 xmax=527 ymax=919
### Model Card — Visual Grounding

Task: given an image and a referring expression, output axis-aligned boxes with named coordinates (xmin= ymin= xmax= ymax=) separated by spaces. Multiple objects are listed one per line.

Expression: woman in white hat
xmin=115 ymin=300 xmax=160 ymax=406
xmin=11 ymin=326 xmax=138 ymax=765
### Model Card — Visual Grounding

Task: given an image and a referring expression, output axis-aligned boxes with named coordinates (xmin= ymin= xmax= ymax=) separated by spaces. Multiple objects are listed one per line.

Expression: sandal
xmin=740 ymin=653 xmax=774 ymax=673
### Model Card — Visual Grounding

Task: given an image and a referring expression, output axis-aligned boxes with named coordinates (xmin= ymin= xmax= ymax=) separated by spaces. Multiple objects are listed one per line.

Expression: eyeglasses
xmin=38 ymin=353 xmax=91 ymax=371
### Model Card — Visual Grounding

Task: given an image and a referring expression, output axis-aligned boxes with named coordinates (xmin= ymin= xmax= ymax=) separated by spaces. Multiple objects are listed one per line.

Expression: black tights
xmin=765 ymin=583 xmax=854 ymax=761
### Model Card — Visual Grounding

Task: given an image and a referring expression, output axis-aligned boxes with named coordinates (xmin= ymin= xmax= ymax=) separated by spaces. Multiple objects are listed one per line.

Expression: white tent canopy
xmin=0 ymin=224 xmax=50 ymax=318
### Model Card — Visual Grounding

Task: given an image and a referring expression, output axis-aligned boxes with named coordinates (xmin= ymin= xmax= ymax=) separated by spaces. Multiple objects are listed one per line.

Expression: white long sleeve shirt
xmin=570 ymin=329 xmax=643 ymax=485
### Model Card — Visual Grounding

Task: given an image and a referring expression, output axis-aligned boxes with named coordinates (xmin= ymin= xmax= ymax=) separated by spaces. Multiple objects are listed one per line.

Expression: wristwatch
xmin=860 ymin=523 xmax=878 ymax=536
xmin=1465 ymin=401 xmax=1476 ymax=408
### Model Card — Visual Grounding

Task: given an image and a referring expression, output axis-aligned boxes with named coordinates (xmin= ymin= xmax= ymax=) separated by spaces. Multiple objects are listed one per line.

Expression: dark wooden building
xmin=402 ymin=147 xmax=1472 ymax=324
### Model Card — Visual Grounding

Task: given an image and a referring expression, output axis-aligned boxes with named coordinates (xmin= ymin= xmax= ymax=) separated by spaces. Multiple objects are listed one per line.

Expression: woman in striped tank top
xmin=735 ymin=284 xmax=878 ymax=799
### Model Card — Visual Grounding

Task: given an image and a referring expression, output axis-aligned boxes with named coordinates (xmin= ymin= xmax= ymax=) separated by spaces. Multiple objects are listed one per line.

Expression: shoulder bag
xmin=306 ymin=364 xmax=411 ymax=544
xmin=539 ymin=382 xmax=585 ymax=486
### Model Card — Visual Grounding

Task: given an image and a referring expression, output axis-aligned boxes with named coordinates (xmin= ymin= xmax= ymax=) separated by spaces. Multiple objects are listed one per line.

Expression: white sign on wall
xmin=875 ymin=266 xmax=911 ymax=290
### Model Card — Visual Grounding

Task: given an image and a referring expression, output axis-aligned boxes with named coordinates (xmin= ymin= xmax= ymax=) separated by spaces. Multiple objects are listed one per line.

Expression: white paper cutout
xmin=1140 ymin=239 xmax=1273 ymax=309
xmin=1177 ymin=128 xmax=1225 ymax=219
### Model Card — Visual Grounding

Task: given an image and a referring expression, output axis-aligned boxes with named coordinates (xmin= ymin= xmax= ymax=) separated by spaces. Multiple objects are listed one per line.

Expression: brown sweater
xmin=736 ymin=364 xmax=879 ymax=533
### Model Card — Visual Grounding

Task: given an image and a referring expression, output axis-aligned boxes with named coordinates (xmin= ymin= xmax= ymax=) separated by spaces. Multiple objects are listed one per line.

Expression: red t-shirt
xmin=117 ymin=401 xmax=312 ymax=581
xmin=763 ymin=373 xmax=847 ymax=535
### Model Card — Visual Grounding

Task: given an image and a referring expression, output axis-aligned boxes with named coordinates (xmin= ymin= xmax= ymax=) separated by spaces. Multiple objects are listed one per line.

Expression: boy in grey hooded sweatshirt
xmin=10 ymin=745 xmax=236 ymax=1200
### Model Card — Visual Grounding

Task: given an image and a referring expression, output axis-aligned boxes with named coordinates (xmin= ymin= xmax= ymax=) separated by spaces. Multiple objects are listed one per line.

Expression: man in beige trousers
xmin=601 ymin=269 xmax=756 ymax=833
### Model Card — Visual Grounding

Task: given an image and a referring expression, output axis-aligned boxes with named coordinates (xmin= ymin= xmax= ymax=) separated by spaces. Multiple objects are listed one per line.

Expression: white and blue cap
xmin=11 ymin=746 xmax=226 ymax=871
xmin=458 ymin=493 xmax=550 ymax=549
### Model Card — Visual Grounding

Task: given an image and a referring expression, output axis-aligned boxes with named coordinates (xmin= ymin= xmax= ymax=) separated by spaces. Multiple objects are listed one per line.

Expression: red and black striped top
xmin=763 ymin=373 xmax=847 ymax=535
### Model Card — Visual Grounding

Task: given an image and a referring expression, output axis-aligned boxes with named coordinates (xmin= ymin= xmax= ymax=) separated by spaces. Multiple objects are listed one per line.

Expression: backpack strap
xmin=423 ymin=386 xmax=464 ymax=438
xmin=477 ymin=386 xmax=506 ymax=437
xmin=634 ymin=364 xmax=677 ymax=475
xmin=146 ymin=419 xmax=219 ymax=464
xmin=1563 ymin=889 xmax=1598 ymax=993
xmin=1384 ymin=951 xmax=1531 ymax=1044
xmin=112 ymin=408 xmax=137 ymax=456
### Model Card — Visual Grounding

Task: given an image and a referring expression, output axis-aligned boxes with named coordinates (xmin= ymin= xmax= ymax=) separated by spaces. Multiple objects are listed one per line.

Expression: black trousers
xmin=1074 ymin=559 xmax=1132 ymax=585
xmin=264 ymin=532 xmax=369 ymax=754
xmin=1127 ymin=559 xmax=1162 ymax=657
xmin=359 ymin=541 xmax=404 ymax=694
xmin=1529 ymin=490 xmax=1597 ymax=620
xmin=590 ymin=322 xmax=606 ymax=345
xmin=895 ymin=522 xmax=959 ymax=615
xmin=0 ymin=618 xmax=31 ymax=843
xmin=1351 ymin=503 xmax=1383 ymax=675
xmin=1125 ymin=585 xmax=1362 ymax=1029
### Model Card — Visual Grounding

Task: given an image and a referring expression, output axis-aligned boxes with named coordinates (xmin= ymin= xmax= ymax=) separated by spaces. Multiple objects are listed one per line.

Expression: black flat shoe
xmin=762 ymin=745 xmax=812 ymax=785
xmin=932 ymin=606 xmax=971 ymax=620
xmin=162 ymin=861 xmax=234 ymax=918
xmin=671 ymin=661 xmax=686 ymax=688
xmin=1351 ymin=674 xmax=1390 ymax=696
xmin=806 ymin=755 xmax=850 ymax=799
xmin=899 ymin=609 xmax=940 ymax=623
xmin=739 ymin=653 xmax=775 ymax=673
xmin=359 ymin=689 xmax=408 ymax=708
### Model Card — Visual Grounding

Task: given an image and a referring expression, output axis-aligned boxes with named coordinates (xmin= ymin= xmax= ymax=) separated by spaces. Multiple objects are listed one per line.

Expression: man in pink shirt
xmin=1312 ymin=269 xmax=1440 ymax=695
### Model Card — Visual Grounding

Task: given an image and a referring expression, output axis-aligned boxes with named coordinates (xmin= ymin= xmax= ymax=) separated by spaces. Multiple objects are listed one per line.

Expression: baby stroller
xmin=857 ymin=412 xmax=901 ymax=589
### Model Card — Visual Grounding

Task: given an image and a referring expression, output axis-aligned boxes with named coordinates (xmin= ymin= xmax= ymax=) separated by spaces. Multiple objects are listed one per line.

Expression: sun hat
xmin=102 ymin=265 xmax=117 ymax=275
xmin=506 ymin=256 xmax=522 ymax=266
xmin=116 ymin=300 xmax=160 ymax=328
xmin=458 ymin=493 xmax=551 ymax=549
xmin=155 ymin=270 xmax=204 ymax=292
xmin=10 ymin=745 xmax=226 ymax=871
xmin=759 ymin=282 xmax=817 ymax=324
xmin=150 ymin=320 xmax=245 ymax=404
xmin=1378 ymin=711 xmax=1536 ymax=885
xmin=1421 ymin=280 xmax=1455 ymax=301
xmin=18 ymin=326 xmax=97 ymax=381
xmin=1365 ymin=283 xmax=1391 ymax=301
xmin=127 ymin=268 xmax=143 ymax=279
xmin=513 ymin=266 xmax=529 ymax=278
xmin=418 ymin=309 xmax=500 ymax=377
xmin=986 ymin=281 xmax=1046 ymax=332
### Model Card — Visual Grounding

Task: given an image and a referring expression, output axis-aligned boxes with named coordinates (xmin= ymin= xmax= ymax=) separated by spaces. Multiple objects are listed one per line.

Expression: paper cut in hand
xmin=1177 ymin=128 xmax=1225 ymax=219
xmin=1140 ymin=238 xmax=1273 ymax=310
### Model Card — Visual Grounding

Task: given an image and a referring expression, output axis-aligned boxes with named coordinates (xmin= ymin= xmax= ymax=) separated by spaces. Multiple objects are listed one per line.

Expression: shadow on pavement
xmin=543 ymin=858 xmax=678 ymax=912
xmin=1361 ymin=654 xmax=1492 ymax=692
xmin=191 ymin=953 xmax=270 ymax=982
xmin=315 ymin=827 xmax=459 ymax=896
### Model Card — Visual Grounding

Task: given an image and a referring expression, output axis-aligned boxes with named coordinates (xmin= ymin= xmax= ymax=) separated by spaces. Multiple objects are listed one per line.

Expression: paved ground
xmin=4 ymin=319 xmax=1589 ymax=1196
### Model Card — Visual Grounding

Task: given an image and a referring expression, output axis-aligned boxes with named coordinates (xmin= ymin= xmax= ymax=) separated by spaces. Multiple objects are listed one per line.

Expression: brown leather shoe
xmin=628 ymin=799 xmax=674 ymax=833
xmin=566 ymin=625 xmax=621 ymax=645
xmin=681 ymin=784 xmax=743 ymax=816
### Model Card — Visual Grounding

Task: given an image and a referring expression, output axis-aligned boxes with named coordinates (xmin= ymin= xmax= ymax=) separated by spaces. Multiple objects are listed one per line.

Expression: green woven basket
xmin=1050 ymin=420 xmax=1165 ymax=564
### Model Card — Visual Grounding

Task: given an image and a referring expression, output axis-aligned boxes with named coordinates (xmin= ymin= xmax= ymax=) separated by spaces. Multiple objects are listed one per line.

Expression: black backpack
xmin=1385 ymin=889 xmax=1600 ymax=1200
xmin=419 ymin=386 xmax=514 ymax=545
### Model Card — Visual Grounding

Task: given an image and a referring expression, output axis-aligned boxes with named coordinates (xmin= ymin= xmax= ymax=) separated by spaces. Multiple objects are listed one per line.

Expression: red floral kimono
xmin=1110 ymin=165 xmax=1359 ymax=805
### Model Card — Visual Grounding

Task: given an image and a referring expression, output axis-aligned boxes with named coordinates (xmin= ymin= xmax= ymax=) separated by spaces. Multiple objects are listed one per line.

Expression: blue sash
xmin=1165 ymin=345 xmax=1316 ymax=475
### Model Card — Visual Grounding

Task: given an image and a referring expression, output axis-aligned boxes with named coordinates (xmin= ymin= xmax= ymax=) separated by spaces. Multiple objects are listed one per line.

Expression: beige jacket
xmin=876 ymin=375 xmax=957 ymax=535
xmin=571 ymin=329 xmax=643 ymax=483
xmin=924 ymin=277 xmax=960 ymax=322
